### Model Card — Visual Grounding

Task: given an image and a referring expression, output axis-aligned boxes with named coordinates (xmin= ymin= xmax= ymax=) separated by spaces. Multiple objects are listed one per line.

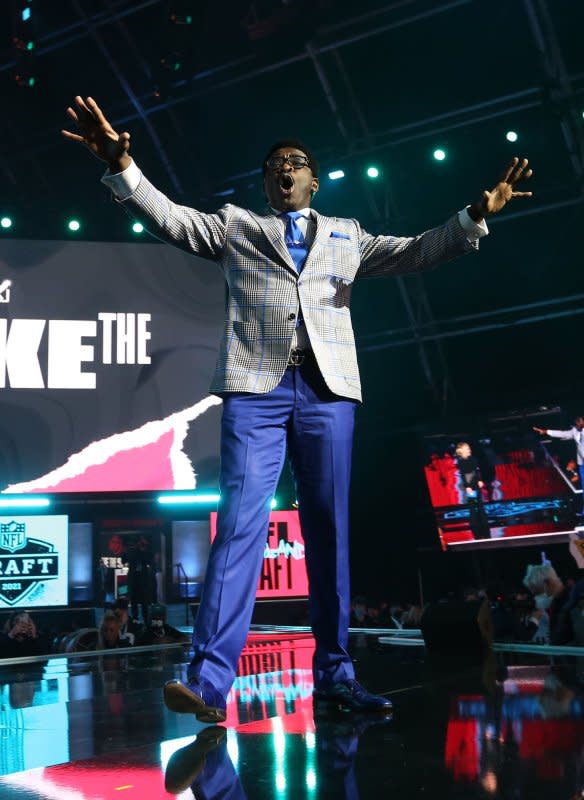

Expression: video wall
xmin=422 ymin=412 xmax=578 ymax=547
xmin=0 ymin=239 xmax=224 ymax=493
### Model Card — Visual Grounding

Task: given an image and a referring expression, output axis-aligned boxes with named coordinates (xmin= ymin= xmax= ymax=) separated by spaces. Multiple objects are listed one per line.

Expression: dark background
xmin=1 ymin=0 xmax=583 ymax=602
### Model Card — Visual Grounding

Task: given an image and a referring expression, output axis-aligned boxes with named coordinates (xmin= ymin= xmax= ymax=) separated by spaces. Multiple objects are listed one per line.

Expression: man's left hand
xmin=468 ymin=157 xmax=533 ymax=222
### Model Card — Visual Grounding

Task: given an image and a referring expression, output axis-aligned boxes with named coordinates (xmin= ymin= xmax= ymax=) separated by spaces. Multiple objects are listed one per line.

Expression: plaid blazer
xmin=121 ymin=174 xmax=478 ymax=401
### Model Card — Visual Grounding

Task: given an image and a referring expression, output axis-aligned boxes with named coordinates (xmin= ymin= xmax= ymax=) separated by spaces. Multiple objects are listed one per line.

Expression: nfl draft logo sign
xmin=0 ymin=516 xmax=68 ymax=608
xmin=210 ymin=510 xmax=308 ymax=599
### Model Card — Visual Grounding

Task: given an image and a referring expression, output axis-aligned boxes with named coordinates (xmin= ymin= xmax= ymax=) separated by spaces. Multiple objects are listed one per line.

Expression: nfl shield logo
xmin=0 ymin=521 xmax=27 ymax=553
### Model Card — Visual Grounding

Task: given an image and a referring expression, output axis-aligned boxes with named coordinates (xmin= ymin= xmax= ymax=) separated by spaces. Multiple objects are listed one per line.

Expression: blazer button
xmin=288 ymin=313 xmax=296 ymax=321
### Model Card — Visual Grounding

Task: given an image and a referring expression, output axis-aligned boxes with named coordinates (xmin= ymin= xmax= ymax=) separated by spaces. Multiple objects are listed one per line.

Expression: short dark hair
xmin=262 ymin=139 xmax=319 ymax=178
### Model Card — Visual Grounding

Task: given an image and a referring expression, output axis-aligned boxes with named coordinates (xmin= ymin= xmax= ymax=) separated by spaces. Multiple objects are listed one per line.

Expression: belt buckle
xmin=289 ymin=348 xmax=305 ymax=366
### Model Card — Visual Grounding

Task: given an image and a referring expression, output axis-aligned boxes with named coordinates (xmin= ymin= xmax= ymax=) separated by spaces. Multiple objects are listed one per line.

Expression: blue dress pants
xmin=189 ymin=357 xmax=357 ymax=698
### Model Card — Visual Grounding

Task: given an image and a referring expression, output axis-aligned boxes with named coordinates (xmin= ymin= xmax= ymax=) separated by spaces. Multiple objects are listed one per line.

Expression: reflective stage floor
xmin=0 ymin=630 xmax=583 ymax=799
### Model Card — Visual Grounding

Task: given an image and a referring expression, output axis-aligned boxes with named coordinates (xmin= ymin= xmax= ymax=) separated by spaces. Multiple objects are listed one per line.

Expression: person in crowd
xmin=534 ymin=417 xmax=584 ymax=514
xmin=378 ymin=601 xmax=404 ymax=629
xmin=401 ymin=605 xmax=423 ymax=629
xmin=113 ymin=597 xmax=144 ymax=646
xmin=566 ymin=459 xmax=580 ymax=487
xmin=63 ymin=93 xmax=532 ymax=722
xmin=122 ymin=535 xmax=155 ymax=625
xmin=523 ymin=563 xmax=571 ymax=644
xmin=350 ymin=596 xmax=369 ymax=627
xmin=138 ymin=604 xmax=190 ymax=646
xmin=0 ymin=611 xmax=47 ymax=658
xmin=98 ymin=611 xmax=130 ymax=650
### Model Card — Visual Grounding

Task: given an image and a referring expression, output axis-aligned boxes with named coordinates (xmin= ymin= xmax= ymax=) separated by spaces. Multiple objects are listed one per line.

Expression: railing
xmin=174 ymin=562 xmax=192 ymax=626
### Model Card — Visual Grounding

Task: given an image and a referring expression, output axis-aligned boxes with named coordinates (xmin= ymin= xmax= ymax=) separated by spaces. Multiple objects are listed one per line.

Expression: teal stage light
xmin=132 ymin=222 xmax=144 ymax=234
xmin=506 ymin=130 xmax=518 ymax=142
xmin=0 ymin=217 xmax=13 ymax=229
xmin=433 ymin=148 xmax=446 ymax=161
xmin=157 ymin=492 xmax=221 ymax=506
xmin=67 ymin=219 xmax=81 ymax=232
xmin=366 ymin=166 xmax=380 ymax=179
xmin=328 ymin=169 xmax=345 ymax=180
xmin=0 ymin=496 xmax=51 ymax=509
xmin=270 ymin=497 xmax=278 ymax=509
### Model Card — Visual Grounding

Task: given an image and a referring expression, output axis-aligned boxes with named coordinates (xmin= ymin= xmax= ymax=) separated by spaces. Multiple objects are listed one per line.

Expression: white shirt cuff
xmin=101 ymin=158 xmax=141 ymax=200
xmin=458 ymin=207 xmax=489 ymax=241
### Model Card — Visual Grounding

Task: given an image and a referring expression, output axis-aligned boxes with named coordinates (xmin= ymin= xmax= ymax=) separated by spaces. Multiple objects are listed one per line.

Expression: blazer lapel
xmin=302 ymin=211 xmax=333 ymax=275
xmin=253 ymin=211 xmax=297 ymax=275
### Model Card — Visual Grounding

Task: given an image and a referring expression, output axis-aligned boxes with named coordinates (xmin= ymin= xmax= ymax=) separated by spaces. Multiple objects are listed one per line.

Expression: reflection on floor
xmin=0 ymin=630 xmax=583 ymax=799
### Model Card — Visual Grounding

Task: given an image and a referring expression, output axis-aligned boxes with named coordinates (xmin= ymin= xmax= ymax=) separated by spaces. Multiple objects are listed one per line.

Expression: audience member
xmin=523 ymin=563 xmax=571 ymax=644
xmin=98 ymin=611 xmax=129 ymax=650
xmin=350 ymin=596 xmax=369 ymax=626
xmin=113 ymin=597 xmax=144 ymax=646
xmin=402 ymin=605 xmax=423 ymax=629
xmin=0 ymin=612 xmax=47 ymax=658
xmin=138 ymin=604 xmax=190 ymax=646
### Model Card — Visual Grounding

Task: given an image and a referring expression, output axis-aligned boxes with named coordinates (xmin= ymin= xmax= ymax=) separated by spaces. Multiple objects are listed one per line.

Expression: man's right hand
xmin=61 ymin=96 xmax=131 ymax=172
xmin=533 ymin=426 xmax=547 ymax=435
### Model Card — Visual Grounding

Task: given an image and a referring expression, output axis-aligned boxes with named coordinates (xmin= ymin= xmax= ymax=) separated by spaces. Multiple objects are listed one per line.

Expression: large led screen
xmin=0 ymin=240 xmax=224 ymax=493
xmin=422 ymin=413 xmax=578 ymax=548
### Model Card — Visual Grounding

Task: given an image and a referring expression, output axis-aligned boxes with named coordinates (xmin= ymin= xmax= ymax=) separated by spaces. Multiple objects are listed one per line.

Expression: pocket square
xmin=330 ymin=231 xmax=351 ymax=240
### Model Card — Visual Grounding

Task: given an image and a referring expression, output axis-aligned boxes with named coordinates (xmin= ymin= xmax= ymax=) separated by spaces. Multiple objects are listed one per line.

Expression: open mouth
xmin=278 ymin=173 xmax=295 ymax=194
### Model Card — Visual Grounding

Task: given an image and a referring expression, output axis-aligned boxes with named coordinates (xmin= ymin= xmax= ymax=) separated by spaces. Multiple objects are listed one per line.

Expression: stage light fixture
xmin=506 ymin=130 xmax=518 ymax=142
xmin=270 ymin=497 xmax=278 ymax=509
xmin=0 ymin=217 xmax=13 ymax=229
xmin=157 ymin=492 xmax=221 ymax=505
xmin=0 ymin=496 xmax=51 ymax=509
xmin=132 ymin=222 xmax=144 ymax=234
xmin=366 ymin=166 xmax=380 ymax=179
xmin=433 ymin=149 xmax=446 ymax=161
xmin=328 ymin=169 xmax=345 ymax=180
xmin=67 ymin=219 xmax=81 ymax=232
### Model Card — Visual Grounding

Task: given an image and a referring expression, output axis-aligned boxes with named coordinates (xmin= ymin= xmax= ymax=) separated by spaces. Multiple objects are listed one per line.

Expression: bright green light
xmin=132 ymin=222 xmax=144 ymax=234
xmin=433 ymin=148 xmax=446 ymax=161
xmin=366 ymin=166 xmax=380 ymax=178
xmin=328 ymin=169 xmax=345 ymax=180
xmin=67 ymin=219 xmax=80 ymax=232
xmin=28 ymin=77 xmax=35 ymax=87
xmin=306 ymin=769 xmax=317 ymax=790
xmin=157 ymin=493 xmax=221 ymax=505
xmin=506 ymin=130 xmax=518 ymax=142
xmin=27 ymin=41 xmax=34 ymax=51
xmin=270 ymin=497 xmax=278 ymax=509
xmin=0 ymin=217 xmax=13 ymax=229
xmin=0 ymin=497 xmax=51 ymax=508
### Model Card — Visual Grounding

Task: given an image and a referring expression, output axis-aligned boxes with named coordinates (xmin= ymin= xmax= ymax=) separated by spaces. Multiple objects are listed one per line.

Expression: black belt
xmin=287 ymin=347 xmax=313 ymax=367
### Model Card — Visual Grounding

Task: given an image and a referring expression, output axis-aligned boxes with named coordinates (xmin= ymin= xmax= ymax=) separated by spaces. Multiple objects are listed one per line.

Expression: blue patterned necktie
xmin=280 ymin=211 xmax=309 ymax=273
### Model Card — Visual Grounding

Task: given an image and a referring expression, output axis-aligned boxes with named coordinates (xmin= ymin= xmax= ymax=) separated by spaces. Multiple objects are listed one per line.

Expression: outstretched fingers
xmin=85 ymin=96 xmax=108 ymax=125
xmin=61 ymin=129 xmax=85 ymax=143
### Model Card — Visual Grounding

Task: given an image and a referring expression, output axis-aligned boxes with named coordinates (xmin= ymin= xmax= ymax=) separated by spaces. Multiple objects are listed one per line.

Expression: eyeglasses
xmin=265 ymin=154 xmax=310 ymax=170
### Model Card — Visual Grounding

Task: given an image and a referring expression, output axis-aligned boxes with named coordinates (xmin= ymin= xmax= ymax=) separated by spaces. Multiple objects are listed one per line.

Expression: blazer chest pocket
xmin=326 ymin=235 xmax=359 ymax=278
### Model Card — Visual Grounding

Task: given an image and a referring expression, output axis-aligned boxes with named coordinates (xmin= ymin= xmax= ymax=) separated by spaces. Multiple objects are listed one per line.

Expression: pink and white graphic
xmin=2 ymin=396 xmax=222 ymax=494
